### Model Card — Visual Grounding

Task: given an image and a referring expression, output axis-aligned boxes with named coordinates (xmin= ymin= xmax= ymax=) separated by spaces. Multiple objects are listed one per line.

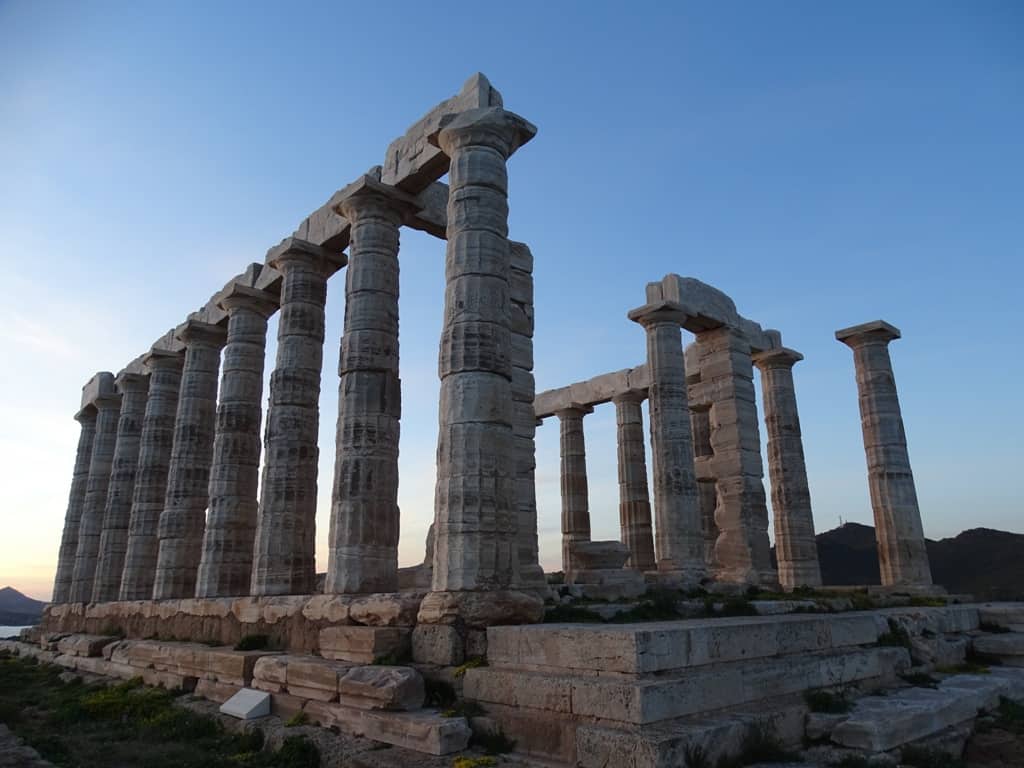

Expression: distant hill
xmin=773 ymin=523 xmax=1024 ymax=600
xmin=0 ymin=586 xmax=45 ymax=625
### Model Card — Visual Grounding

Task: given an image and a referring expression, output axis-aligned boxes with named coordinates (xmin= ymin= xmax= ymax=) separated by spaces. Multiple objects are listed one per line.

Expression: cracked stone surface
xmin=52 ymin=409 xmax=97 ymax=603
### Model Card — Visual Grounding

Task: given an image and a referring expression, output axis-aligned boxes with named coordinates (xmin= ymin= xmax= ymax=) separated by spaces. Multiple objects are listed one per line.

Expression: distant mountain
xmin=0 ymin=586 xmax=45 ymax=625
xmin=772 ymin=523 xmax=1024 ymax=600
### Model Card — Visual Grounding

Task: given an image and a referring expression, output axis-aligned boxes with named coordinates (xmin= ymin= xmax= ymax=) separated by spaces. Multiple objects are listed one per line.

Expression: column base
xmin=416 ymin=589 xmax=544 ymax=629
xmin=517 ymin=563 xmax=552 ymax=600
xmin=644 ymin=567 xmax=707 ymax=592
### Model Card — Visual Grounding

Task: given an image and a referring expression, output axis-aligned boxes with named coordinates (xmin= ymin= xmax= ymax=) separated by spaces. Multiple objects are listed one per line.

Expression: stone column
xmin=69 ymin=381 xmax=121 ymax=603
xmin=120 ymin=348 xmax=185 ymax=601
xmin=195 ymin=286 xmax=277 ymax=598
xmin=557 ymin=406 xmax=592 ymax=577
xmin=91 ymin=372 xmax=149 ymax=602
xmin=424 ymin=106 xmax=542 ymax=626
xmin=689 ymin=406 xmax=719 ymax=567
xmin=693 ymin=326 xmax=776 ymax=586
xmin=52 ymin=409 xmax=97 ymax=603
xmin=627 ymin=301 xmax=706 ymax=584
xmin=753 ymin=347 xmax=822 ymax=589
xmin=252 ymin=238 xmax=344 ymax=596
xmin=613 ymin=393 xmax=656 ymax=572
xmin=836 ymin=320 xmax=932 ymax=587
xmin=152 ymin=320 xmax=226 ymax=600
xmin=327 ymin=176 xmax=414 ymax=595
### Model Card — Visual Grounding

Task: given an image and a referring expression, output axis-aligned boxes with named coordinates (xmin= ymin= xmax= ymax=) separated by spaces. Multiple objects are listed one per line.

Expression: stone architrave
xmin=426 ymin=106 xmax=541 ymax=620
xmin=693 ymin=326 xmax=776 ymax=586
xmin=252 ymin=238 xmax=345 ymax=596
xmin=753 ymin=347 xmax=822 ymax=589
xmin=326 ymin=176 xmax=416 ymax=595
xmin=52 ymin=408 xmax=98 ymax=603
xmin=152 ymin=320 xmax=227 ymax=600
xmin=613 ymin=392 xmax=656 ymax=572
xmin=195 ymin=285 xmax=278 ymax=598
xmin=69 ymin=377 xmax=121 ymax=603
xmin=119 ymin=348 xmax=185 ymax=600
xmin=626 ymin=301 xmax=706 ymax=584
xmin=91 ymin=372 xmax=150 ymax=602
xmin=836 ymin=320 xmax=932 ymax=587
xmin=557 ymin=405 xmax=593 ymax=577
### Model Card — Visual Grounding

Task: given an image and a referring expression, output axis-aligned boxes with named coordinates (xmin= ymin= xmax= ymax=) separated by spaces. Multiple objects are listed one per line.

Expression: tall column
xmin=427 ymin=106 xmax=539 ymax=619
xmin=69 ymin=382 xmax=121 ymax=603
xmin=836 ymin=320 xmax=932 ymax=587
xmin=694 ymin=326 xmax=776 ymax=586
xmin=627 ymin=302 xmax=706 ymax=584
xmin=153 ymin=320 xmax=226 ymax=600
xmin=91 ymin=372 xmax=149 ymax=602
xmin=753 ymin=347 xmax=822 ymax=589
xmin=119 ymin=348 xmax=184 ymax=600
xmin=327 ymin=176 xmax=413 ymax=595
xmin=252 ymin=238 xmax=344 ymax=596
xmin=557 ymin=406 xmax=592 ymax=577
xmin=689 ymin=406 xmax=719 ymax=567
xmin=52 ymin=409 xmax=97 ymax=603
xmin=613 ymin=393 xmax=656 ymax=572
xmin=195 ymin=286 xmax=277 ymax=598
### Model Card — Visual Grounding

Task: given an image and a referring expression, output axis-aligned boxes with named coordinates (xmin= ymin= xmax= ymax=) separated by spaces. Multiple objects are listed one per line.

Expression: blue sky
xmin=1 ymin=1 xmax=1021 ymax=600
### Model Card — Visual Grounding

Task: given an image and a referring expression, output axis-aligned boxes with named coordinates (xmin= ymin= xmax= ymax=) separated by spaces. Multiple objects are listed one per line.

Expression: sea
xmin=0 ymin=626 xmax=29 ymax=639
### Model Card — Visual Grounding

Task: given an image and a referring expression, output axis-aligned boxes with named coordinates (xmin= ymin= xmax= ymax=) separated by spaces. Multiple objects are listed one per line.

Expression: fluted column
xmin=195 ymin=286 xmax=277 ymax=598
xmin=689 ymin=406 xmax=719 ymax=567
xmin=91 ymin=372 xmax=149 ymax=602
xmin=69 ymin=384 xmax=121 ymax=603
xmin=557 ymin=406 xmax=592 ymax=577
xmin=613 ymin=393 xmax=656 ymax=572
xmin=429 ymin=107 xmax=537 ymax=601
xmin=753 ymin=347 xmax=822 ymax=589
xmin=52 ymin=409 xmax=97 ymax=603
xmin=327 ymin=177 xmax=413 ymax=594
xmin=119 ymin=348 xmax=184 ymax=600
xmin=252 ymin=238 xmax=344 ymax=596
xmin=627 ymin=302 xmax=706 ymax=583
xmin=153 ymin=320 xmax=226 ymax=600
xmin=836 ymin=320 xmax=932 ymax=587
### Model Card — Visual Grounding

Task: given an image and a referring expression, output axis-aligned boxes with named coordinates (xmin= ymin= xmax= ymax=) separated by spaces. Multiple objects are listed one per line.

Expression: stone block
xmin=304 ymin=701 xmax=471 ymax=755
xmin=412 ymin=624 xmax=464 ymax=666
xmin=978 ymin=603 xmax=1024 ymax=631
xmin=319 ymin=626 xmax=409 ymax=663
xmin=463 ymin=668 xmax=572 ymax=713
xmin=195 ymin=678 xmax=241 ymax=704
xmin=301 ymin=594 xmax=353 ymax=623
xmin=337 ymin=665 xmax=425 ymax=711
xmin=348 ymin=593 xmax=421 ymax=627
xmin=57 ymin=634 xmax=119 ymax=658
xmin=270 ymin=692 xmax=306 ymax=720
xmin=253 ymin=654 xmax=290 ymax=687
xmin=286 ymin=657 xmax=351 ymax=699
xmin=219 ymin=688 xmax=271 ymax=720
xmin=571 ymin=541 xmax=630 ymax=570
xmin=974 ymin=633 xmax=1024 ymax=665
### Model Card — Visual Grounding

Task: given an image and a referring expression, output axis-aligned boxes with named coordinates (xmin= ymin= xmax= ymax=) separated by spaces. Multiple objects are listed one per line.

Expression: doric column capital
xmin=752 ymin=347 xmax=804 ymax=371
xmin=612 ymin=389 xmax=647 ymax=406
xmin=176 ymin=318 xmax=228 ymax=348
xmin=555 ymin=404 xmax=593 ymax=420
xmin=835 ymin=320 xmax=901 ymax=348
xmin=143 ymin=347 xmax=185 ymax=373
xmin=218 ymin=283 xmax=279 ymax=318
xmin=627 ymin=300 xmax=694 ymax=329
xmin=432 ymin=107 xmax=537 ymax=158
xmin=74 ymin=407 xmax=98 ymax=424
xmin=114 ymin=371 xmax=149 ymax=394
xmin=266 ymin=236 xmax=347 ymax=275
xmin=332 ymin=172 xmax=421 ymax=225
xmin=93 ymin=392 xmax=122 ymax=411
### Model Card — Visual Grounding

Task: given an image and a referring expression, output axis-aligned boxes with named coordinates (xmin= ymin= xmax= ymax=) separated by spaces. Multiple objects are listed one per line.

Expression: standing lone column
xmin=195 ymin=285 xmax=277 ymax=598
xmin=836 ymin=320 xmax=932 ymax=587
xmin=120 ymin=347 xmax=185 ymax=600
xmin=627 ymin=301 xmax=706 ymax=584
xmin=69 ymin=375 xmax=120 ymax=603
xmin=153 ymin=320 xmax=226 ymax=600
xmin=557 ymin=406 xmax=592 ymax=577
xmin=426 ymin=106 xmax=539 ymax=616
xmin=252 ymin=238 xmax=344 ymax=596
xmin=327 ymin=177 xmax=414 ymax=594
xmin=753 ymin=347 xmax=822 ymax=589
xmin=52 ymin=408 xmax=98 ymax=603
xmin=91 ymin=372 xmax=149 ymax=602
xmin=613 ymin=393 xmax=656 ymax=572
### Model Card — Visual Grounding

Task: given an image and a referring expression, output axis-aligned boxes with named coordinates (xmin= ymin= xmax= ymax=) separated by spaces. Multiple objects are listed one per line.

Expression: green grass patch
xmin=452 ymin=757 xmax=497 ymax=768
xmin=936 ymin=661 xmax=991 ymax=675
xmin=453 ymin=657 xmax=487 ymax=678
xmin=284 ymin=711 xmax=309 ymax=727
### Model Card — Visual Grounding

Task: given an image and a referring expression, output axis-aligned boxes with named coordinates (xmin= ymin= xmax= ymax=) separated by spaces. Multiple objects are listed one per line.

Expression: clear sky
xmin=1 ymin=1 xmax=1021 ymax=601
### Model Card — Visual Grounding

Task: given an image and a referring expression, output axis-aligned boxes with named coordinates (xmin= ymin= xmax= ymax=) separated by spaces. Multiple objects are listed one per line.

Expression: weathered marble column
xmin=753 ymin=347 xmax=822 ymax=589
xmin=52 ymin=408 xmax=97 ymax=603
xmin=836 ymin=320 xmax=932 ymax=587
xmin=153 ymin=320 xmax=226 ymax=600
xmin=119 ymin=348 xmax=184 ymax=600
xmin=69 ymin=376 xmax=121 ymax=603
xmin=195 ymin=286 xmax=277 ymax=598
xmin=425 ymin=106 xmax=541 ymax=624
xmin=627 ymin=302 xmax=706 ymax=583
xmin=91 ymin=372 xmax=149 ymax=602
xmin=689 ymin=406 xmax=720 ymax=567
xmin=327 ymin=176 xmax=413 ymax=594
xmin=693 ymin=326 xmax=776 ymax=586
xmin=613 ymin=393 xmax=656 ymax=572
xmin=252 ymin=238 xmax=344 ymax=596
xmin=557 ymin=406 xmax=592 ymax=577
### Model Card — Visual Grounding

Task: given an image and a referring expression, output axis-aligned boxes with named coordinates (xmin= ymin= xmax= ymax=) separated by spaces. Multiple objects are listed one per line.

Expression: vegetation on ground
xmin=936 ymin=661 xmax=990 ymax=675
xmin=877 ymin=619 xmax=912 ymax=651
xmin=452 ymin=657 xmax=487 ymax=678
xmin=899 ymin=744 xmax=966 ymax=768
xmin=452 ymin=757 xmax=497 ymax=768
xmin=283 ymin=711 xmax=309 ymax=727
